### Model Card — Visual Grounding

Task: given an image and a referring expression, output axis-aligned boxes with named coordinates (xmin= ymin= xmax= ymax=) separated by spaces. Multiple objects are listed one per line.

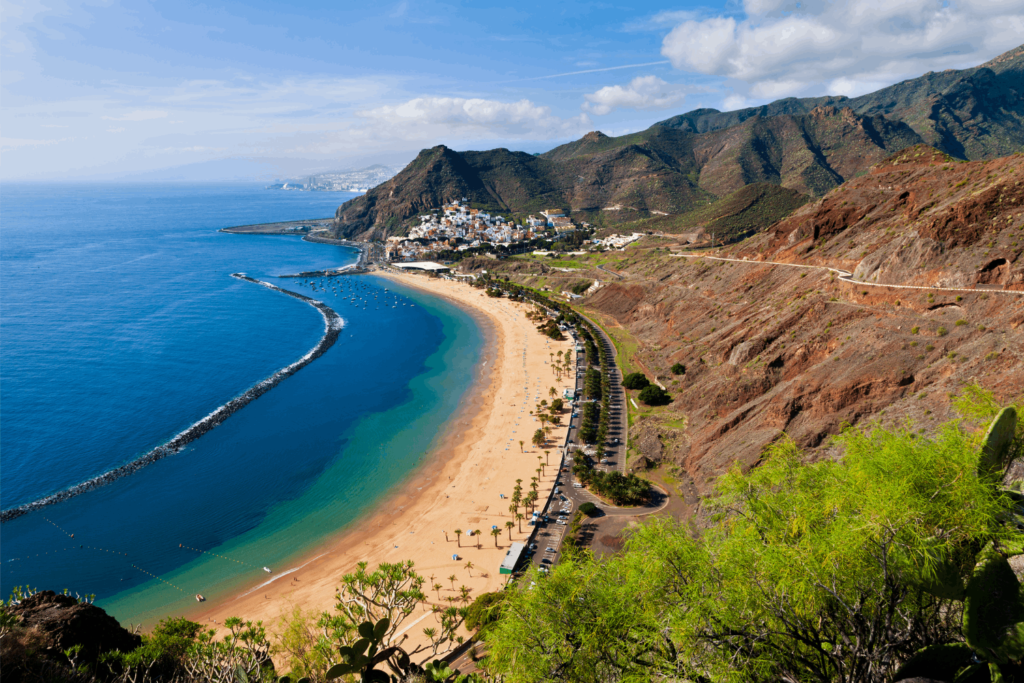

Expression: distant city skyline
xmin=2 ymin=0 xmax=1021 ymax=180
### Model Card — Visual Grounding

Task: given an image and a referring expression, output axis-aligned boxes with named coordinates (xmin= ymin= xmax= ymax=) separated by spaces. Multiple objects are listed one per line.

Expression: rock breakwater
xmin=0 ymin=275 xmax=343 ymax=523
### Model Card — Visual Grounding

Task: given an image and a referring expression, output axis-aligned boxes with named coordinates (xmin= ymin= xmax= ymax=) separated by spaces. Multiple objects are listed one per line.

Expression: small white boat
xmin=263 ymin=567 xmax=272 ymax=573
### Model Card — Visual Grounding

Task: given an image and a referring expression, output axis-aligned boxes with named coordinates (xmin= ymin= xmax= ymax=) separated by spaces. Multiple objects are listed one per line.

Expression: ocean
xmin=0 ymin=183 xmax=482 ymax=625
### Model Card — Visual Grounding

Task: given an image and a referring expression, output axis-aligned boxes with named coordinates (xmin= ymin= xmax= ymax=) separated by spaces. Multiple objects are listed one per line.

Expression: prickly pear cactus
xmin=326 ymin=618 xmax=395 ymax=681
xmin=964 ymin=543 xmax=1024 ymax=664
xmin=979 ymin=407 xmax=1018 ymax=477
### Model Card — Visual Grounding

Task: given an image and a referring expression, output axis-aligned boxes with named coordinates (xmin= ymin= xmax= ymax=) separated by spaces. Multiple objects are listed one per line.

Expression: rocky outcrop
xmin=5 ymin=591 xmax=141 ymax=668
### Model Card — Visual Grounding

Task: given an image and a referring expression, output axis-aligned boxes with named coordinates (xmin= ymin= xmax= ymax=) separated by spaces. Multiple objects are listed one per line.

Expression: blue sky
xmin=2 ymin=0 xmax=1022 ymax=180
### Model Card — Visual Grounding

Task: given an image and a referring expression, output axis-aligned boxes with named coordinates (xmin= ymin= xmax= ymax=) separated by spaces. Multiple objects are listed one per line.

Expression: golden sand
xmin=194 ymin=273 xmax=574 ymax=659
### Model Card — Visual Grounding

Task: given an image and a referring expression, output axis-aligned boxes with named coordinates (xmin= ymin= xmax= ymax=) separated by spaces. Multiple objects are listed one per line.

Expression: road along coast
xmin=193 ymin=273 xmax=575 ymax=660
xmin=0 ymin=275 xmax=343 ymax=524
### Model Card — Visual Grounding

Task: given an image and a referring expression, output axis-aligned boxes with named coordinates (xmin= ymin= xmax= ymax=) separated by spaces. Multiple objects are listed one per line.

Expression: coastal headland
xmin=192 ymin=272 xmax=576 ymax=658
xmin=219 ymin=218 xmax=335 ymax=234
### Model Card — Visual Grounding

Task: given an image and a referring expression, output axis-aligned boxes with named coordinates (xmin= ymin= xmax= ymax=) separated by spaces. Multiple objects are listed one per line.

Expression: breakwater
xmin=0 ymin=275 xmax=343 ymax=523
xmin=302 ymin=234 xmax=369 ymax=266
xmin=278 ymin=266 xmax=366 ymax=278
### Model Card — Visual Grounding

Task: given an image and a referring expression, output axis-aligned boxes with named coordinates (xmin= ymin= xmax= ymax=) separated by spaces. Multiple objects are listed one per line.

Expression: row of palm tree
xmin=549 ymin=349 xmax=573 ymax=381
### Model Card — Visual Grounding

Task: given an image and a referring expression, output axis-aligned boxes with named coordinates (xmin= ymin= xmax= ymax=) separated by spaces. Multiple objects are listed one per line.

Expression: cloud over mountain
xmin=357 ymin=96 xmax=592 ymax=140
xmin=582 ymin=76 xmax=691 ymax=115
xmin=661 ymin=0 xmax=1024 ymax=99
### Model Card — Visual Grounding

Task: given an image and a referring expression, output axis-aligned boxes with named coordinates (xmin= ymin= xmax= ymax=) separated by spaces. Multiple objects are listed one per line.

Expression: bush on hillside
xmin=670 ymin=362 xmax=686 ymax=375
xmin=638 ymin=385 xmax=671 ymax=405
xmin=622 ymin=372 xmax=650 ymax=390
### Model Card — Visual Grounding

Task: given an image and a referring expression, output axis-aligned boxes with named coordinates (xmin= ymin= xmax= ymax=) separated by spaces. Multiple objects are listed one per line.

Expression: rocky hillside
xmin=332 ymin=45 xmax=1022 ymax=241
xmin=462 ymin=147 xmax=1024 ymax=505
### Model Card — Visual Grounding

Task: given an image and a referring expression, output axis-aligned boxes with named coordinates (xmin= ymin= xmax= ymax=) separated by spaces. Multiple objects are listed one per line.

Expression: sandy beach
xmin=193 ymin=272 xmax=575 ymax=658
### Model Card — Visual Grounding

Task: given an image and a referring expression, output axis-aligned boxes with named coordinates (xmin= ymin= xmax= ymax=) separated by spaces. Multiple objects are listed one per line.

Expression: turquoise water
xmin=0 ymin=183 xmax=481 ymax=624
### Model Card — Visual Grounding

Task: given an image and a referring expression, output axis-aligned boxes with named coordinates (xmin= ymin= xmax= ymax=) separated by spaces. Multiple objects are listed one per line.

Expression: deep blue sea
xmin=0 ymin=183 xmax=481 ymax=625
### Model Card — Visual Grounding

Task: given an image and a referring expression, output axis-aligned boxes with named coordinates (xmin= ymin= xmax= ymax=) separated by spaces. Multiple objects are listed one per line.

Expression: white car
xmin=546 ymin=547 xmax=556 ymax=553
xmin=556 ymin=520 xmax=567 ymax=525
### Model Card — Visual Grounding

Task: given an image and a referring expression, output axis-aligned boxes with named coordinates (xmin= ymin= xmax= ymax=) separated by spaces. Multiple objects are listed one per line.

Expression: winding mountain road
xmin=671 ymin=252 xmax=1024 ymax=297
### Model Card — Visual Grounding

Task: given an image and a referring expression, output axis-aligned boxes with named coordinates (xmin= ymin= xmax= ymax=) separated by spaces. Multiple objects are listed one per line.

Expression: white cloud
xmin=356 ymin=96 xmax=592 ymax=140
xmin=582 ymin=76 xmax=690 ymax=115
xmin=102 ymin=110 xmax=168 ymax=122
xmin=1 ymin=136 xmax=72 ymax=149
xmin=722 ymin=94 xmax=748 ymax=111
xmin=661 ymin=0 xmax=1024 ymax=101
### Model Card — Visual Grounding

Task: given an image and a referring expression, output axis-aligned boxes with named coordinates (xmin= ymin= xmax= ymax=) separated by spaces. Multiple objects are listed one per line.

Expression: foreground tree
xmin=485 ymin=393 xmax=1024 ymax=683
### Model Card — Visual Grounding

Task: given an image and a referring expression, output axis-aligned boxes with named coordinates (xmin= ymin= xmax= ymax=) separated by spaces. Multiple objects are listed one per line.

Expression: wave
xmin=0 ymin=275 xmax=344 ymax=523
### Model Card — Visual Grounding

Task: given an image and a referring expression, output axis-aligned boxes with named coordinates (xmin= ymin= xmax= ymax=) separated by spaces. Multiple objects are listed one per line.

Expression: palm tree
xmin=475 ymin=530 xmax=482 ymax=548
xmin=544 ymin=449 xmax=551 ymax=465
xmin=459 ymin=585 xmax=471 ymax=604
xmin=465 ymin=561 xmax=473 ymax=577
xmin=505 ymin=520 xmax=514 ymax=540
xmin=516 ymin=512 xmax=524 ymax=532
xmin=508 ymin=502 xmax=517 ymax=517
xmin=491 ymin=528 xmax=501 ymax=547
xmin=454 ymin=528 xmax=462 ymax=547
xmin=433 ymin=583 xmax=443 ymax=599
xmin=549 ymin=386 xmax=557 ymax=400
xmin=518 ymin=440 xmax=524 ymax=452
xmin=448 ymin=574 xmax=457 ymax=590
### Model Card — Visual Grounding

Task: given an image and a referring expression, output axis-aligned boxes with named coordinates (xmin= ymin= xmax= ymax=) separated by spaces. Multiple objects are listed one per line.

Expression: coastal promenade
xmin=194 ymin=273 xmax=575 ymax=661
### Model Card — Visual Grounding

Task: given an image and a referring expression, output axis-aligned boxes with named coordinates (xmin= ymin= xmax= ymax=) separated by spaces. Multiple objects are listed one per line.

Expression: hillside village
xmin=385 ymin=200 xmax=583 ymax=261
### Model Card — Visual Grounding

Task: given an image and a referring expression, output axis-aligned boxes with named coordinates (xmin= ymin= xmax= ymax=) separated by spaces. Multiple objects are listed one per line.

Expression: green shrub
xmin=638 ymin=385 xmax=671 ymax=406
xmin=670 ymin=362 xmax=686 ymax=375
xmin=937 ymin=326 xmax=949 ymax=336
xmin=486 ymin=397 xmax=1024 ymax=682
xmin=578 ymin=502 xmax=598 ymax=516
xmin=465 ymin=591 xmax=506 ymax=633
xmin=622 ymin=372 xmax=650 ymax=390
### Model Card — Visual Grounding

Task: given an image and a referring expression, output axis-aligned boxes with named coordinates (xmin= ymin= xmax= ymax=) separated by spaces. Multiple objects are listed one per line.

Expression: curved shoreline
xmin=0 ymin=275 xmax=344 ymax=524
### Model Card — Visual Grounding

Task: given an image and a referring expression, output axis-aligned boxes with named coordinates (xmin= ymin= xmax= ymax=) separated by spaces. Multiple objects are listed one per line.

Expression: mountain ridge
xmin=332 ymin=44 xmax=1023 ymax=241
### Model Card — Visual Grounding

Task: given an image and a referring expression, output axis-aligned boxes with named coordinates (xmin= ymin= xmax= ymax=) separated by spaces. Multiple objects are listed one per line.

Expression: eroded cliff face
xmin=480 ymin=148 xmax=1024 ymax=500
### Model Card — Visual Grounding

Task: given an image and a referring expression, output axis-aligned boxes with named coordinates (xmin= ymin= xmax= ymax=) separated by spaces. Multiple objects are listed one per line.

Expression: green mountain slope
xmin=613 ymin=183 xmax=810 ymax=243
xmin=332 ymin=44 xmax=1023 ymax=240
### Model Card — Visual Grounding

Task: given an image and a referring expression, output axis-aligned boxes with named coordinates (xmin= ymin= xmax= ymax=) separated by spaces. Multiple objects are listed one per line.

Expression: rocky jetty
xmin=0 ymin=276 xmax=343 ymax=523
